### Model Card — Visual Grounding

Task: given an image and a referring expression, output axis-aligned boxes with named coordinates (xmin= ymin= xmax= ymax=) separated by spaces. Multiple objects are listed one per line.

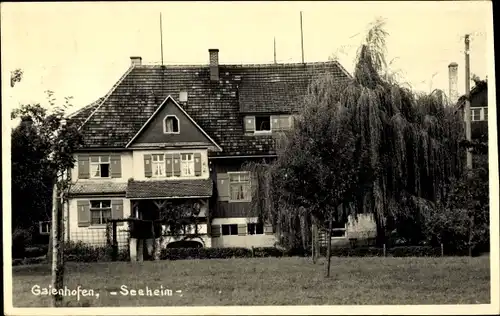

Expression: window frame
xmin=228 ymin=171 xmax=252 ymax=203
xmin=39 ymin=221 xmax=51 ymax=235
xmin=221 ymin=224 xmax=238 ymax=236
xmin=89 ymin=200 xmax=112 ymax=226
xmin=90 ymin=156 xmax=111 ymax=179
xmin=330 ymin=222 xmax=347 ymax=239
xmin=163 ymin=115 xmax=180 ymax=134
xmin=180 ymin=153 xmax=195 ymax=177
xmin=483 ymin=107 xmax=488 ymax=121
xmin=152 ymin=154 xmax=165 ymax=178
xmin=471 ymin=108 xmax=482 ymax=121
xmin=254 ymin=116 xmax=272 ymax=134
xmin=247 ymin=223 xmax=264 ymax=235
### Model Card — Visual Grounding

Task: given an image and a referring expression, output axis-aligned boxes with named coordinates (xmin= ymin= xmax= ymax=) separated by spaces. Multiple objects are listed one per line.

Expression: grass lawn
xmin=11 ymin=256 xmax=490 ymax=307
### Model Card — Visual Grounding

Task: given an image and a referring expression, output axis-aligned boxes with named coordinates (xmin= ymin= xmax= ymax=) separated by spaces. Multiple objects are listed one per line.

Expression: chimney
xmin=209 ymin=49 xmax=219 ymax=82
xmin=130 ymin=56 xmax=142 ymax=66
xmin=448 ymin=62 xmax=459 ymax=104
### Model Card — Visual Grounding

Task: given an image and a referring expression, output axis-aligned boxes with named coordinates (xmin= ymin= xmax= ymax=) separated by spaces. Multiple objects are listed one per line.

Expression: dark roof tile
xmin=77 ymin=61 xmax=351 ymax=156
xmin=126 ymin=179 xmax=213 ymax=199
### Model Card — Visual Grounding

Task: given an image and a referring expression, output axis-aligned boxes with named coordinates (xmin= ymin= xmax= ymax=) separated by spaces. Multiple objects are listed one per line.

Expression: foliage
xmin=11 ymin=89 xmax=83 ymax=231
xmin=63 ymin=241 xmax=115 ymax=262
xmin=10 ymin=68 xmax=23 ymax=87
xmin=245 ymin=18 xmax=467 ymax=252
xmin=12 ymin=228 xmax=34 ymax=258
xmin=424 ymin=163 xmax=489 ymax=253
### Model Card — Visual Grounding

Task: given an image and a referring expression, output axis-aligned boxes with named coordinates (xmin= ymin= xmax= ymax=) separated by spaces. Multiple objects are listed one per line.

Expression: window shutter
xmin=244 ymin=116 xmax=255 ymax=133
xmin=144 ymin=154 xmax=152 ymax=177
xmin=237 ymin=224 xmax=247 ymax=236
xmin=165 ymin=154 xmax=174 ymax=177
xmin=211 ymin=225 xmax=221 ymax=237
xmin=173 ymin=153 xmax=181 ymax=176
xmin=78 ymin=155 xmax=90 ymax=179
xmin=264 ymin=224 xmax=274 ymax=235
xmin=77 ymin=200 xmax=90 ymax=227
xmin=111 ymin=199 xmax=124 ymax=226
xmin=110 ymin=154 xmax=122 ymax=178
xmin=206 ymin=218 xmax=212 ymax=236
xmin=250 ymin=172 xmax=257 ymax=202
xmin=194 ymin=153 xmax=202 ymax=176
xmin=271 ymin=115 xmax=281 ymax=131
xmin=280 ymin=115 xmax=291 ymax=130
xmin=217 ymin=173 xmax=230 ymax=201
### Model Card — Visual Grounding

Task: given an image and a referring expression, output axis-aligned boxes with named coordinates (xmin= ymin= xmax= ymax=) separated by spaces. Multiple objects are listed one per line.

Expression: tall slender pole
xmin=274 ymin=37 xmax=277 ymax=64
xmin=465 ymin=34 xmax=472 ymax=169
xmin=300 ymin=11 xmax=305 ymax=64
xmin=160 ymin=13 xmax=164 ymax=66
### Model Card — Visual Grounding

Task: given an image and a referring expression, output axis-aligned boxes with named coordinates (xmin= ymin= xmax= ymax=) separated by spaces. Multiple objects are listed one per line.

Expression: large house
xmin=62 ymin=49 xmax=377 ymax=254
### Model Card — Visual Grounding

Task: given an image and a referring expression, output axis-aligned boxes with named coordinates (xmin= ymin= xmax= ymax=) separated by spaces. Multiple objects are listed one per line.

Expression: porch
xmin=124 ymin=179 xmax=213 ymax=261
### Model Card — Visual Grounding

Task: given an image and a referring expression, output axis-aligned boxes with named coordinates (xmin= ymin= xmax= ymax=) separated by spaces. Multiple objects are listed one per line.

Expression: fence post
xmin=112 ymin=221 xmax=118 ymax=261
xmin=383 ymin=244 xmax=386 ymax=257
xmin=251 ymin=246 xmax=255 ymax=258
xmin=441 ymin=243 xmax=444 ymax=257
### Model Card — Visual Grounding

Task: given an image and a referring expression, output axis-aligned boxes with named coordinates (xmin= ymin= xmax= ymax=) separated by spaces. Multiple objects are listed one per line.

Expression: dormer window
xmin=255 ymin=116 xmax=271 ymax=132
xmin=163 ymin=115 xmax=180 ymax=134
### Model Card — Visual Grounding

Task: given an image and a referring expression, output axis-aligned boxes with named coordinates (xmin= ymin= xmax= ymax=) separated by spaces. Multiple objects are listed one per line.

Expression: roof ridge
xmin=135 ymin=61 xmax=340 ymax=69
xmin=78 ymin=65 xmax=136 ymax=131
xmin=66 ymin=96 xmax=104 ymax=119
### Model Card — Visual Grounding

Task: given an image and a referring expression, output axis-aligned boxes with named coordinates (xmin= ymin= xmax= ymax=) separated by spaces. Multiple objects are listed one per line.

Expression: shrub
xmin=12 ymin=228 xmax=33 ymax=259
xmin=63 ymin=241 xmax=113 ymax=262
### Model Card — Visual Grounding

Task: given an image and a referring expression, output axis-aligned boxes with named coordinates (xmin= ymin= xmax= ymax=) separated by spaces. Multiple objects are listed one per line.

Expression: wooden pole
xmin=465 ymin=34 xmax=472 ymax=169
xmin=324 ymin=215 xmax=333 ymax=278
xmin=50 ymin=183 xmax=64 ymax=307
xmin=274 ymin=37 xmax=277 ymax=64
xmin=300 ymin=11 xmax=305 ymax=64
xmin=160 ymin=13 xmax=164 ymax=66
xmin=112 ymin=221 xmax=118 ymax=261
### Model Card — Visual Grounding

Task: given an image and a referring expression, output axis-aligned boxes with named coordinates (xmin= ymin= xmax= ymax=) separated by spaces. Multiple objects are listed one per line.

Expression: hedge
xmin=14 ymin=243 xmax=484 ymax=265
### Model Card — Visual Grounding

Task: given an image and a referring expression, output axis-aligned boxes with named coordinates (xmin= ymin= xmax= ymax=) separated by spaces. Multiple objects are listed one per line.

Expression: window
xmin=221 ymin=224 xmax=238 ymax=236
xmin=90 ymin=156 xmax=110 ymax=178
xmin=90 ymin=200 xmax=112 ymax=225
xmin=255 ymin=116 xmax=271 ymax=132
xmin=331 ymin=222 xmax=347 ymax=238
xmin=247 ymin=223 xmax=264 ymax=235
xmin=163 ymin=115 xmax=180 ymax=134
xmin=229 ymin=172 xmax=251 ymax=202
xmin=483 ymin=108 xmax=488 ymax=121
xmin=471 ymin=108 xmax=481 ymax=121
xmin=181 ymin=153 xmax=195 ymax=176
xmin=152 ymin=154 xmax=165 ymax=177
xmin=39 ymin=221 xmax=51 ymax=235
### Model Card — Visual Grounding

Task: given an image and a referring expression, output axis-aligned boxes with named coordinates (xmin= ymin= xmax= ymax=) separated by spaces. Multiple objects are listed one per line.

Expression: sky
xmin=1 ymin=1 xmax=493 ymax=117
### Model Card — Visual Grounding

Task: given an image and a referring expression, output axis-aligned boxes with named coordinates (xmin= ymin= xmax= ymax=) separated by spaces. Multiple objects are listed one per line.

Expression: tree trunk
xmin=468 ymin=215 xmax=475 ymax=257
xmin=300 ymin=212 xmax=307 ymax=255
xmin=50 ymin=183 xmax=64 ymax=307
xmin=324 ymin=215 xmax=333 ymax=278
xmin=312 ymin=215 xmax=318 ymax=264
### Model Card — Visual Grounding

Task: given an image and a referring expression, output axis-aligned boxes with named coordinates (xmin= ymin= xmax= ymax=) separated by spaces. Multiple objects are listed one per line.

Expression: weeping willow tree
xmin=244 ymin=17 xmax=465 ymax=254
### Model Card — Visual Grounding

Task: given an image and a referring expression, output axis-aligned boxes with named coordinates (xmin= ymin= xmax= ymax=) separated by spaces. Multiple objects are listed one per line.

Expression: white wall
xmin=346 ymin=213 xmax=377 ymax=239
xmin=210 ymin=217 xmax=277 ymax=248
xmin=65 ymin=197 xmax=131 ymax=250
xmin=132 ymin=149 xmax=209 ymax=180
xmin=71 ymin=152 xmax=133 ymax=182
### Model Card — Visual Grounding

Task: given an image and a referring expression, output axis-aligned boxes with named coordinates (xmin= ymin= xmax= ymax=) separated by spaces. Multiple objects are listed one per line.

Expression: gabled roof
xmin=73 ymin=60 xmax=351 ymax=156
xmin=126 ymin=95 xmax=222 ymax=151
xmin=457 ymin=79 xmax=488 ymax=109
